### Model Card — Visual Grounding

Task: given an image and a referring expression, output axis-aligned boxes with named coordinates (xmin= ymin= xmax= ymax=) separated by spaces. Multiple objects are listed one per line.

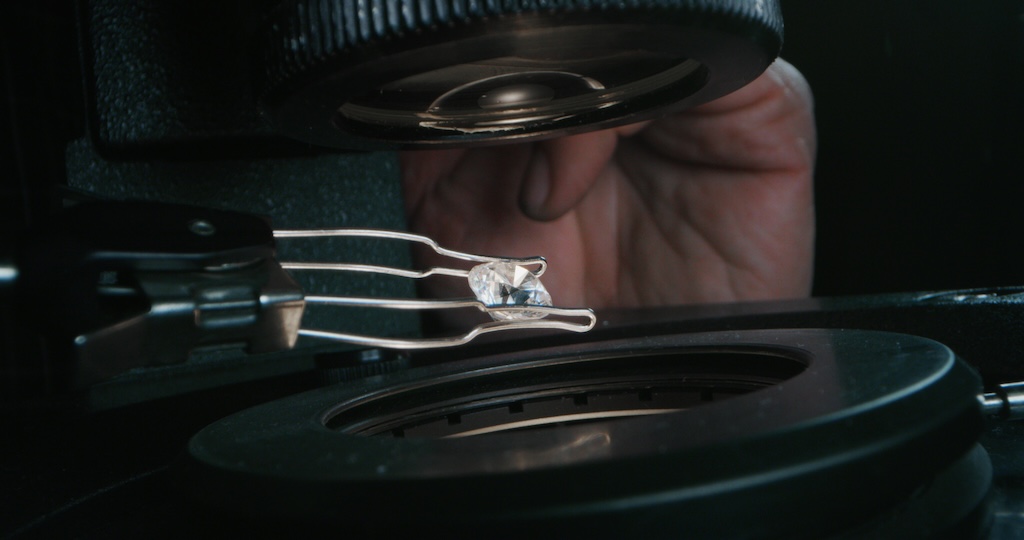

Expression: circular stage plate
xmin=185 ymin=329 xmax=988 ymax=537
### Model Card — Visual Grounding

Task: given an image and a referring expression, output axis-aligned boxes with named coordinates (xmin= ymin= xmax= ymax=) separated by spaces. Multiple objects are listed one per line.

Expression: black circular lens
xmin=476 ymin=81 xmax=559 ymax=110
xmin=259 ymin=0 xmax=783 ymax=148
xmin=186 ymin=329 xmax=986 ymax=538
xmin=326 ymin=346 xmax=804 ymax=439
xmin=335 ymin=56 xmax=704 ymax=136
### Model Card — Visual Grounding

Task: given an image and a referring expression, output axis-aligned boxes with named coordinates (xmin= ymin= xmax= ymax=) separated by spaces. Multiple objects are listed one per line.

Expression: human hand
xmin=400 ymin=59 xmax=815 ymax=311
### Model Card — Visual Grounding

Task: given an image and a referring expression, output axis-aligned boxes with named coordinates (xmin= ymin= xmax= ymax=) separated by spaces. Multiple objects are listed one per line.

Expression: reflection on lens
xmin=335 ymin=55 xmax=705 ymax=139
xmin=478 ymin=83 xmax=556 ymax=110
xmin=429 ymin=71 xmax=603 ymax=114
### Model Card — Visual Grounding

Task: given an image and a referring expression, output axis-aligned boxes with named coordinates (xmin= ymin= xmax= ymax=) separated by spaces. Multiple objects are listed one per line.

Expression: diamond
xmin=468 ymin=262 xmax=553 ymax=320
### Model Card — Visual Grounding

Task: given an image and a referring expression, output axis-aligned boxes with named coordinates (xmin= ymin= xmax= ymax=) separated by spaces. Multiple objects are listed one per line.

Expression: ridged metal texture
xmin=260 ymin=0 xmax=783 ymax=101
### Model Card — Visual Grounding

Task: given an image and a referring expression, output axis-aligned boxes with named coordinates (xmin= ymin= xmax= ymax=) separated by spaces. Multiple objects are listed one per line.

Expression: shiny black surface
xmin=3 ymin=1 xmax=1024 ymax=537
xmin=186 ymin=329 xmax=986 ymax=537
xmin=260 ymin=0 xmax=781 ymax=148
xmin=4 ymin=304 xmax=1024 ymax=538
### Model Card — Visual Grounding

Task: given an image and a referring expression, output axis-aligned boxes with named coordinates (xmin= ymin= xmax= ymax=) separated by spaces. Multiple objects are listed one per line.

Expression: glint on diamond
xmin=468 ymin=261 xmax=552 ymax=321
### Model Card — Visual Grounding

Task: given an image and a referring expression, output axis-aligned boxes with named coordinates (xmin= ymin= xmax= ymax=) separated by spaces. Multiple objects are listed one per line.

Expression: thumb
xmin=519 ymin=129 xmax=620 ymax=221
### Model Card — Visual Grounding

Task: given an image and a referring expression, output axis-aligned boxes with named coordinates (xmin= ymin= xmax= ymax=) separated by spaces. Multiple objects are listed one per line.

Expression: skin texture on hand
xmin=400 ymin=59 xmax=816 ymax=311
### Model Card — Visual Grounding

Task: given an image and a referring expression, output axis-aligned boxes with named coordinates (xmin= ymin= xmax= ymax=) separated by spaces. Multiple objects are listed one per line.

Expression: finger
xmin=519 ymin=128 xmax=619 ymax=221
xmin=698 ymin=58 xmax=813 ymax=117
xmin=613 ymin=120 xmax=651 ymax=137
xmin=399 ymin=149 xmax=464 ymax=218
xmin=641 ymin=58 xmax=816 ymax=173
xmin=401 ymin=145 xmax=533 ymax=226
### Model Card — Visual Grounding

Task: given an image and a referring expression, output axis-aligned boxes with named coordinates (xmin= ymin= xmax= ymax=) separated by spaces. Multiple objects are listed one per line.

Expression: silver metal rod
xmin=305 ymin=295 xmax=484 ymax=309
xmin=0 ymin=256 xmax=17 ymax=296
xmin=980 ymin=381 xmax=1024 ymax=420
xmin=298 ymin=311 xmax=596 ymax=350
xmin=274 ymin=228 xmax=547 ymax=276
xmin=281 ymin=262 xmax=469 ymax=279
xmin=274 ymin=228 xmax=594 ymax=350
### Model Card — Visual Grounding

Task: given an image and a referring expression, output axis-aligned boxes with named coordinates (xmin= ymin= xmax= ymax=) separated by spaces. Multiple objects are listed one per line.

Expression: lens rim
xmin=261 ymin=13 xmax=781 ymax=148
xmin=186 ymin=328 xmax=984 ymax=537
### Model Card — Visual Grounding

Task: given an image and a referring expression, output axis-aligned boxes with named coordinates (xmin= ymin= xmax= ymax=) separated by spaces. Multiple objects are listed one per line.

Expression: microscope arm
xmin=7 ymin=201 xmax=305 ymax=386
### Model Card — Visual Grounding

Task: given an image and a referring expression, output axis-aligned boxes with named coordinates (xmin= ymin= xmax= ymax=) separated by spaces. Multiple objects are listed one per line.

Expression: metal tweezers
xmin=274 ymin=228 xmax=597 ymax=349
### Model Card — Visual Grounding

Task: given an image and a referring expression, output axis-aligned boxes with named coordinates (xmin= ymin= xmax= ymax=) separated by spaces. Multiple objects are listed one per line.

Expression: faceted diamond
xmin=468 ymin=262 xmax=552 ymax=321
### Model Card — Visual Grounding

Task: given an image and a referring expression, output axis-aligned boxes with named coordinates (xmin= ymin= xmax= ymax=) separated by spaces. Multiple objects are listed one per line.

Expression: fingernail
xmin=520 ymin=150 xmax=550 ymax=218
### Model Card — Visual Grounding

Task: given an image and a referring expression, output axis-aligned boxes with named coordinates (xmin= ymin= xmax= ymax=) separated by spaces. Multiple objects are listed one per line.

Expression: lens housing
xmin=259 ymin=1 xmax=783 ymax=148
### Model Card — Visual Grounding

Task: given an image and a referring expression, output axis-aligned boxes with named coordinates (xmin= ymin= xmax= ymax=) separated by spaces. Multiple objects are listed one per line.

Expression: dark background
xmin=2 ymin=3 xmax=1024 ymax=534
xmin=783 ymin=1 xmax=1024 ymax=296
xmin=2 ymin=0 xmax=1023 ymax=296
